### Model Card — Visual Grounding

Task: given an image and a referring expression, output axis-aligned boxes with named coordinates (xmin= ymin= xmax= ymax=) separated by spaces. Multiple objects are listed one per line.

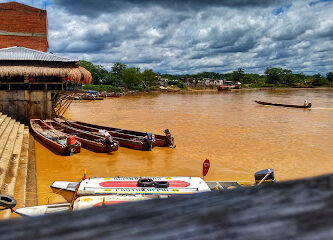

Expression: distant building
xmin=202 ymin=78 xmax=223 ymax=86
xmin=0 ymin=2 xmax=48 ymax=52
xmin=157 ymin=76 xmax=169 ymax=86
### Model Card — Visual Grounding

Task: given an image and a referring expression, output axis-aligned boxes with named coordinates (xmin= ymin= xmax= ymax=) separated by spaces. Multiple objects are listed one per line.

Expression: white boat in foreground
xmin=15 ymin=195 xmax=155 ymax=217
xmin=51 ymin=176 xmax=212 ymax=197
xmin=13 ymin=169 xmax=275 ymax=217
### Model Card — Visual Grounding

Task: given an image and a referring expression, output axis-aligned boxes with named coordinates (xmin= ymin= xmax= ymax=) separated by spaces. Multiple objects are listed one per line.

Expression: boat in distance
xmin=55 ymin=119 xmax=155 ymax=151
xmin=67 ymin=120 xmax=175 ymax=148
xmin=255 ymin=100 xmax=312 ymax=108
xmin=30 ymin=119 xmax=81 ymax=156
xmin=44 ymin=120 xmax=119 ymax=153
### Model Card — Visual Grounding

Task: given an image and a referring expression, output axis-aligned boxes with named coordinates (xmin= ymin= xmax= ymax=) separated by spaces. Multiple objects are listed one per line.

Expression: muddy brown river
xmin=35 ymin=88 xmax=333 ymax=204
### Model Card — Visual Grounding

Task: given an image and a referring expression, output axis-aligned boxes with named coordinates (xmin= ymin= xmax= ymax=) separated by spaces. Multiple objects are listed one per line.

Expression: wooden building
xmin=0 ymin=46 xmax=92 ymax=91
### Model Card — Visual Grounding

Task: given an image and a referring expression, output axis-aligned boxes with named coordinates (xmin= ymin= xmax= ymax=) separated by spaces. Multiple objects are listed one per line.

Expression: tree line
xmin=79 ymin=60 xmax=332 ymax=89
xmin=162 ymin=68 xmax=333 ymax=88
xmin=78 ymin=61 xmax=159 ymax=91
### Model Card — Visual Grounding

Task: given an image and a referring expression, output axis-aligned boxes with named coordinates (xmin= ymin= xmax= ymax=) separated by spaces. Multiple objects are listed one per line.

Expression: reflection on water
xmin=36 ymin=88 xmax=333 ymax=204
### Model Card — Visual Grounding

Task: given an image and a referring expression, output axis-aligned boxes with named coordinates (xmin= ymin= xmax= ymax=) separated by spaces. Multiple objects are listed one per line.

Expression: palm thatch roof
xmin=0 ymin=65 xmax=92 ymax=84
xmin=0 ymin=47 xmax=92 ymax=84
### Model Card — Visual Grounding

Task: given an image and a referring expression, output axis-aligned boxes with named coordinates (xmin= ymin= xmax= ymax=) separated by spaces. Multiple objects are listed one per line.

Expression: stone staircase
xmin=0 ymin=112 xmax=29 ymax=219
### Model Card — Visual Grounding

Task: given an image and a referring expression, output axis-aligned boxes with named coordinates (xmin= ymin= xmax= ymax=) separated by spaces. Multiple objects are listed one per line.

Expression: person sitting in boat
xmin=304 ymin=100 xmax=308 ymax=106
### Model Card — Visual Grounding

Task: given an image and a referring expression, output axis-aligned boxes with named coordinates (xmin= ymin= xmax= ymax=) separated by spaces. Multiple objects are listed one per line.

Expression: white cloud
xmin=3 ymin=0 xmax=332 ymax=74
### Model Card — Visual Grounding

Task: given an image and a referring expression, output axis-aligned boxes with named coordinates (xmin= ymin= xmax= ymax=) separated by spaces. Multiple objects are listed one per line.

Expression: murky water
xmin=35 ymin=88 xmax=333 ymax=205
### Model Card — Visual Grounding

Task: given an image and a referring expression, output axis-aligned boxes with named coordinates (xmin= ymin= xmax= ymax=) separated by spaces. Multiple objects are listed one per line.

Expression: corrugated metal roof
xmin=0 ymin=46 xmax=77 ymax=62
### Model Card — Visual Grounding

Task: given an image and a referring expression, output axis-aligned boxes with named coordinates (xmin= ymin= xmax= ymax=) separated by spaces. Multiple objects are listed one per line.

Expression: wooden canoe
xmin=70 ymin=120 xmax=175 ymax=148
xmin=30 ymin=119 xmax=81 ymax=156
xmin=255 ymin=100 xmax=312 ymax=108
xmin=44 ymin=120 xmax=118 ymax=153
xmin=55 ymin=119 xmax=154 ymax=151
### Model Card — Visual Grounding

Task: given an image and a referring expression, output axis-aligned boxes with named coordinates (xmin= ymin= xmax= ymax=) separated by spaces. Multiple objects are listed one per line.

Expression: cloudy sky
xmin=2 ymin=0 xmax=333 ymax=74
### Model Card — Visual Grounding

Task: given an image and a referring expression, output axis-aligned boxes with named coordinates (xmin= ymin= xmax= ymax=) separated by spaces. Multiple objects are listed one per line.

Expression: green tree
xmin=231 ymin=68 xmax=245 ymax=83
xmin=121 ymin=67 xmax=142 ymax=89
xmin=142 ymin=69 xmax=158 ymax=88
xmin=104 ymin=74 xmax=124 ymax=87
xmin=326 ymin=72 xmax=333 ymax=82
xmin=112 ymin=62 xmax=127 ymax=75
xmin=312 ymin=73 xmax=329 ymax=86
xmin=78 ymin=61 xmax=108 ymax=85
xmin=265 ymin=68 xmax=285 ymax=84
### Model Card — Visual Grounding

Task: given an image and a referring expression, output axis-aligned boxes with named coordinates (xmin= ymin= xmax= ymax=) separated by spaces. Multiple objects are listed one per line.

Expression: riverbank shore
xmin=82 ymin=85 xmax=332 ymax=96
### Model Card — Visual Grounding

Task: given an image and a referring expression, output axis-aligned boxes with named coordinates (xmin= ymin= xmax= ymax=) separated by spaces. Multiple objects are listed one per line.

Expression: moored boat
xmin=81 ymin=94 xmax=95 ymax=100
xmin=69 ymin=120 xmax=175 ymax=148
xmin=51 ymin=176 xmax=211 ymax=200
xmin=217 ymin=85 xmax=232 ymax=91
xmin=44 ymin=120 xmax=118 ymax=153
xmin=30 ymin=119 xmax=81 ymax=156
xmin=15 ymin=195 xmax=152 ymax=217
xmin=56 ymin=119 xmax=154 ymax=151
xmin=10 ymin=169 xmax=275 ymax=217
xmin=255 ymin=100 xmax=312 ymax=108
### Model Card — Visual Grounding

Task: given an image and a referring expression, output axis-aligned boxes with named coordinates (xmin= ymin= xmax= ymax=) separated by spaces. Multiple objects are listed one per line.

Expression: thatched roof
xmin=0 ymin=65 xmax=92 ymax=84
xmin=0 ymin=47 xmax=92 ymax=84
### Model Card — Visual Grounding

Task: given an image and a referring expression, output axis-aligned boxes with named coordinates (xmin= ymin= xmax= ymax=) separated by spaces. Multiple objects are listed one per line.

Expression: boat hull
xmin=30 ymin=119 xmax=81 ymax=156
xmin=59 ymin=120 xmax=154 ymax=151
xmin=255 ymin=100 xmax=312 ymax=108
xmin=45 ymin=120 xmax=118 ymax=153
xmin=73 ymin=121 xmax=174 ymax=147
xmin=51 ymin=177 xmax=211 ymax=198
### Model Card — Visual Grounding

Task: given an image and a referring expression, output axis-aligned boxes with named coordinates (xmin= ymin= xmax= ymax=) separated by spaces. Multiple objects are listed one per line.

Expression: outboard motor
xmin=164 ymin=129 xmax=175 ymax=148
xmin=67 ymin=136 xmax=77 ymax=156
xmin=255 ymin=169 xmax=275 ymax=185
xmin=99 ymin=130 xmax=118 ymax=151
xmin=144 ymin=133 xmax=154 ymax=151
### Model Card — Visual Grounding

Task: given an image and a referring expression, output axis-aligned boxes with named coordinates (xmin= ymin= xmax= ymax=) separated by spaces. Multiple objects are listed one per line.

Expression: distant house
xmin=203 ymin=78 xmax=222 ymax=86
xmin=157 ymin=76 xmax=169 ymax=86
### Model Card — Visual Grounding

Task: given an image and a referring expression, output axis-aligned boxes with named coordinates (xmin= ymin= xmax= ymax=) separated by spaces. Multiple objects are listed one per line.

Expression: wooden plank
xmin=25 ymin=134 xmax=37 ymax=207
xmin=0 ymin=121 xmax=20 ymax=191
xmin=0 ymin=116 xmax=10 ymax=139
xmin=1 ymin=124 xmax=25 ymax=219
xmin=1 ymin=174 xmax=333 ymax=239
xmin=13 ymin=127 xmax=30 ymax=214
xmin=0 ymin=119 xmax=14 ymax=159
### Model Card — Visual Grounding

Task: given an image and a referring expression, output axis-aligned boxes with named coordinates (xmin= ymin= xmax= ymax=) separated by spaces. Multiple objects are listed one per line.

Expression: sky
xmin=1 ymin=0 xmax=333 ymax=74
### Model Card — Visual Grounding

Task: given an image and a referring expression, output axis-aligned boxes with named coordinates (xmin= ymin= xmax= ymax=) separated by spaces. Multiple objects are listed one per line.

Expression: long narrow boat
xmin=30 ymin=119 xmax=81 ymax=156
xmin=69 ymin=120 xmax=175 ymax=148
xmin=56 ymin=119 xmax=154 ymax=151
xmin=255 ymin=100 xmax=312 ymax=108
xmin=44 ymin=120 xmax=118 ymax=153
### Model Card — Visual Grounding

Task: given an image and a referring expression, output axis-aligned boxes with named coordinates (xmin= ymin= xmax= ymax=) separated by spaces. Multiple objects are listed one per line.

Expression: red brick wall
xmin=0 ymin=2 xmax=48 ymax=52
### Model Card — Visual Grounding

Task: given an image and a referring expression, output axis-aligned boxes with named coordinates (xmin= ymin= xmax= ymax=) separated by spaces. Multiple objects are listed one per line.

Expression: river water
xmin=35 ymin=88 xmax=333 ymax=204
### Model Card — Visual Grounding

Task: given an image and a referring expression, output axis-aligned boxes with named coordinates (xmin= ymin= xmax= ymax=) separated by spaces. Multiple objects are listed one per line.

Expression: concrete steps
xmin=0 ymin=113 xmax=30 ymax=219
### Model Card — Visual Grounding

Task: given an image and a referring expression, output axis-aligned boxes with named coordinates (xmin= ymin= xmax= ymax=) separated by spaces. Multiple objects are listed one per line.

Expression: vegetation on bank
xmin=162 ymin=68 xmax=332 ymax=88
xmin=78 ymin=61 xmax=332 ymax=91
xmin=78 ymin=61 xmax=159 ymax=91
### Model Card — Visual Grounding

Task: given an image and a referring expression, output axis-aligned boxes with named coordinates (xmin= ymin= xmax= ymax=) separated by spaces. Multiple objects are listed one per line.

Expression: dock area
xmin=0 ymin=112 xmax=34 ymax=219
